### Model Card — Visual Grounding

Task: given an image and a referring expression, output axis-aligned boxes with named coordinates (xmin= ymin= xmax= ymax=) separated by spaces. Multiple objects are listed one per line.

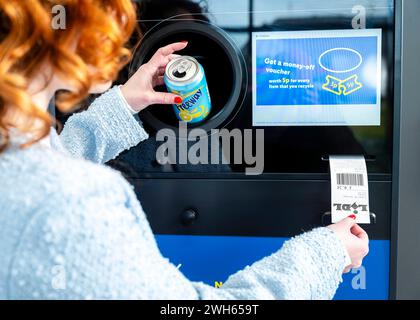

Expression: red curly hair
xmin=0 ymin=0 xmax=136 ymax=152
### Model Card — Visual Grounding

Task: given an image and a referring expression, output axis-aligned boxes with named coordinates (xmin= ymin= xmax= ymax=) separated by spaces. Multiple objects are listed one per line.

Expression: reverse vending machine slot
xmin=129 ymin=21 xmax=247 ymax=132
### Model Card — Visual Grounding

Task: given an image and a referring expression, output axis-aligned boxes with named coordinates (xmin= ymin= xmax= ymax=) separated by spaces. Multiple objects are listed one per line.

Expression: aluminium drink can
xmin=164 ymin=56 xmax=212 ymax=123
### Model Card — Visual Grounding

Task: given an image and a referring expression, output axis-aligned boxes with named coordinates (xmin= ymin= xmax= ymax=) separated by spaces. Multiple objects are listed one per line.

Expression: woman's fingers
xmin=152 ymin=54 xmax=182 ymax=85
xmin=123 ymin=43 xmax=186 ymax=111
xmin=156 ymin=55 xmax=179 ymax=75
xmin=148 ymin=42 xmax=187 ymax=69
xmin=350 ymin=225 xmax=369 ymax=259
xmin=153 ymin=76 xmax=165 ymax=87
xmin=327 ymin=217 xmax=370 ymax=274
xmin=351 ymin=224 xmax=369 ymax=242
xmin=168 ymin=53 xmax=181 ymax=61
xmin=149 ymin=91 xmax=182 ymax=105
xmin=158 ymin=42 xmax=188 ymax=56
xmin=157 ymin=66 xmax=166 ymax=76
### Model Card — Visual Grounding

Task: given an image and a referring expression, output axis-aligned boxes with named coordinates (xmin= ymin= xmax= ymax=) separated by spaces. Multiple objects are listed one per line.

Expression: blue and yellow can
xmin=164 ymin=56 xmax=212 ymax=123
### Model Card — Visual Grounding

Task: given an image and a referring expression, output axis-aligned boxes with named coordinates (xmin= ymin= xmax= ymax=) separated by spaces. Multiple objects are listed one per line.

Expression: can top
xmin=165 ymin=56 xmax=199 ymax=84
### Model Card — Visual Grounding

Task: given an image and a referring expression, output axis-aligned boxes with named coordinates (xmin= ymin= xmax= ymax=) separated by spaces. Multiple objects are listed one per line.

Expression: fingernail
xmin=181 ymin=40 xmax=188 ymax=44
xmin=348 ymin=214 xmax=357 ymax=220
xmin=174 ymin=96 xmax=182 ymax=104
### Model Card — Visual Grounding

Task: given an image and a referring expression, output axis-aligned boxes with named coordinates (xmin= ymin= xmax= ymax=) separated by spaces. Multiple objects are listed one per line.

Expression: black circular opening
xmin=129 ymin=20 xmax=246 ymax=133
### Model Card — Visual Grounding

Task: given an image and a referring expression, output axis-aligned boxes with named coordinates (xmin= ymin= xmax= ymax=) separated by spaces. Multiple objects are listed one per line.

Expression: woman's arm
xmin=8 ymin=169 xmax=350 ymax=300
xmin=55 ymin=42 xmax=188 ymax=164
xmin=193 ymin=227 xmax=348 ymax=300
xmin=56 ymin=86 xmax=148 ymax=164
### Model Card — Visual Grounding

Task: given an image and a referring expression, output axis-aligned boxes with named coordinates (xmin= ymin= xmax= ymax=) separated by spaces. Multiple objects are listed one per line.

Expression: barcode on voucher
xmin=336 ymin=173 xmax=364 ymax=186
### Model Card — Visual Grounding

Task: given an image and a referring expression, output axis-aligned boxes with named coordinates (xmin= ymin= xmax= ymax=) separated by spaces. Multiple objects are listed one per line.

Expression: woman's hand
xmin=327 ymin=216 xmax=369 ymax=273
xmin=120 ymin=42 xmax=188 ymax=113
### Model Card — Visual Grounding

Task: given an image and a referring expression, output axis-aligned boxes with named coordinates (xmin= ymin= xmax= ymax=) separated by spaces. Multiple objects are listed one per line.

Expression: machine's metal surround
xmin=391 ymin=0 xmax=420 ymax=300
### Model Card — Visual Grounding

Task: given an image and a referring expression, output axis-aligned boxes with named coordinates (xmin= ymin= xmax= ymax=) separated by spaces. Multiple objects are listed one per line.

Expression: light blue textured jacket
xmin=0 ymin=87 xmax=348 ymax=300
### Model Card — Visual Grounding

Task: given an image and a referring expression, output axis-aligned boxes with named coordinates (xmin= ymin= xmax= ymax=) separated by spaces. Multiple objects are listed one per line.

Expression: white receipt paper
xmin=329 ymin=155 xmax=371 ymax=224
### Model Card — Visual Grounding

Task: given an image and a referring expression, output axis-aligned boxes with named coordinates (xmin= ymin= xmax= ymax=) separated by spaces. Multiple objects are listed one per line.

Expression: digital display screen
xmin=252 ymin=29 xmax=382 ymax=126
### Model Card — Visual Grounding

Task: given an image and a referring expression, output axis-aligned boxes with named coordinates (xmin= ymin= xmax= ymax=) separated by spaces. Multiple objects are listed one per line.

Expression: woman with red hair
xmin=0 ymin=0 xmax=368 ymax=299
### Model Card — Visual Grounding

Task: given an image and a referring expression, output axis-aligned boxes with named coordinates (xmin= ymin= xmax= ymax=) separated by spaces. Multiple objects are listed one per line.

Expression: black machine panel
xmin=133 ymin=178 xmax=391 ymax=239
